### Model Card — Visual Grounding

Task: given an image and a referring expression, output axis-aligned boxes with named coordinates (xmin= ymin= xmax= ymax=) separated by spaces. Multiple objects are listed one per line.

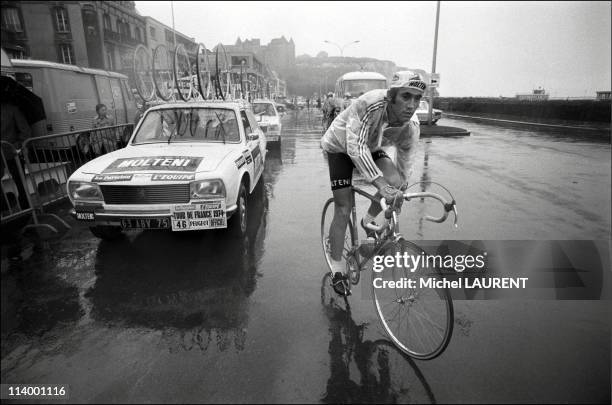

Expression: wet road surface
xmin=2 ymin=109 xmax=610 ymax=403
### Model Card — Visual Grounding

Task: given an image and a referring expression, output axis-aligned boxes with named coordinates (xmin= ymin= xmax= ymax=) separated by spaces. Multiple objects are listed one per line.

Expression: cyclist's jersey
xmin=320 ymin=89 xmax=420 ymax=183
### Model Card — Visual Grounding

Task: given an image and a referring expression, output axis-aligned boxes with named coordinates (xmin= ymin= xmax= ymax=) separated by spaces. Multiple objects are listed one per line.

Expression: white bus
xmin=334 ymin=71 xmax=388 ymax=101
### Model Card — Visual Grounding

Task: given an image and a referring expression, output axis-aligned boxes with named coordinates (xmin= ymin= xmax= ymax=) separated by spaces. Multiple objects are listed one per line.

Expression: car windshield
xmin=344 ymin=79 xmax=387 ymax=96
xmin=253 ymin=103 xmax=276 ymax=117
xmin=132 ymin=108 xmax=241 ymax=144
xmin=419 ymin=100 xmax=430 ymax=110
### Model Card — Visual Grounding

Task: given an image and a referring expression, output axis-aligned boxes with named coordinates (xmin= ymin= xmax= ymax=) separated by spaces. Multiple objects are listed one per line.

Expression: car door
xmin=246 ymin=109 xmax=266 ymax=163
xmin=240 ymin=110 xmax=264 ymax=189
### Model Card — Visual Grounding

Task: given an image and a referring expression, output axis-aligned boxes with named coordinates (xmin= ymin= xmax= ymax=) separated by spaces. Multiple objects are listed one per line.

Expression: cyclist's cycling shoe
xmin=332 ymin=272 xmax=350 ymax=296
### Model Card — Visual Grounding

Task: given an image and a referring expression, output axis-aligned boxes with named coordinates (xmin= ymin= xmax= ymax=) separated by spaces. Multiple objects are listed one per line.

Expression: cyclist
xmin=320 ymin=71 xmax=426 ymax=294
xmin=322 ymin=92 xmax=339 ymax=130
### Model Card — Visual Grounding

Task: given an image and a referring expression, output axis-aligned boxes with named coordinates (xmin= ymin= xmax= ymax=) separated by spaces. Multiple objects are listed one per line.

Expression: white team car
xmin=252 ymin=99 xmax=282 ymax=146
xmin=66 ymin=101 xmax=266 ymax=240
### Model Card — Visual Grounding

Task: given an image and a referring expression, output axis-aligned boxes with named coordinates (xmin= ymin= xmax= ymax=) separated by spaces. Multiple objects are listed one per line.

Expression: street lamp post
xmin=323 ymin=40 xmax=360 ymax=57
xmin=240 ymin=60 xmax=246 ymax=99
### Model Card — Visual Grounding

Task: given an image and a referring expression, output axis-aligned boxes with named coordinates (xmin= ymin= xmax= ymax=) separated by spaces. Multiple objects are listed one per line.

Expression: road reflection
xmin=1 ymin=251 xmax=82 ymax=357
xmin=84 ymin=154 xmax=284 ymax=353
xmin=320 ymin=274 xmax=436 ymax=404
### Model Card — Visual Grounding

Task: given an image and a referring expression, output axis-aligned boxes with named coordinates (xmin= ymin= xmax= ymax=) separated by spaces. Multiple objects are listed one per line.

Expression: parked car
xmin=66 ymin=101 xmax=266 ymax=240
xmin=252 ymin=99 xmax=282 ymax=147
xmin=416 ymin=100 xmax=443 ymax=124
xmin=274 ymin=103 xmax=286 ymax=114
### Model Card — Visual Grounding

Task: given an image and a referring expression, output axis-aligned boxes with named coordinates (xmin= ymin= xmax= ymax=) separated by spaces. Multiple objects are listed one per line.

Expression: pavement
xmin=1 ymin=109 xmax=610 ymax=403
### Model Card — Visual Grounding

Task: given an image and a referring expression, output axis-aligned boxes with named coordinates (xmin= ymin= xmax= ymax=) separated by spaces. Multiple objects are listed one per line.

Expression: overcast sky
xmin=135 ymin=1 xmax=611 ymax=97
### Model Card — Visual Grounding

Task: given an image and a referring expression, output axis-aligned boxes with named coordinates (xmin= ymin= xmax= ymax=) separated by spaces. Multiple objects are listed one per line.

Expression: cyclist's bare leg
xmin=366 ymin=157 xmax=404 ymax=218
xmin=330 ymin=187 xmax=353 ymax=261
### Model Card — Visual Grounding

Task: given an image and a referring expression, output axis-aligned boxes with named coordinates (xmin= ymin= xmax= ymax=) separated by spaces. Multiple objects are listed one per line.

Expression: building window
xmin=7 ymin=48 xmax=26 ymax=59
xmin=59 ymin=43 xmax=75 ymax=64
xmin=1 ymin=7 xmax=23 ymax=32
xmin=54 ymin=7 xmax=70 ymax=32
xmin=103 ymin=14 xmax=112 ymax=30
xmin=149 ymin=27 xmax=156 ymax=39
xmin=165 ymin=29 xmax=174 ymax=43
xmin=106 ymin=48 xmax=114 ymax=71
xmin=135 ymin=27 xmax=141 ymax=42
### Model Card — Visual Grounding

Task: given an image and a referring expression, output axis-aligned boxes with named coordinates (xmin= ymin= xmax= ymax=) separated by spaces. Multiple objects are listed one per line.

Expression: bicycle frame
xmin=341 ymin=185 xmax=458 ymax=273
xmin=322 ymin=183 xmax=458 ymax=359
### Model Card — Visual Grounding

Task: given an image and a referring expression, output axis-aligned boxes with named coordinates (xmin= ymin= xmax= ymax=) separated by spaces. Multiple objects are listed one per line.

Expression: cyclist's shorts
xmin=327 ymin=150 xmax=390 ymax=190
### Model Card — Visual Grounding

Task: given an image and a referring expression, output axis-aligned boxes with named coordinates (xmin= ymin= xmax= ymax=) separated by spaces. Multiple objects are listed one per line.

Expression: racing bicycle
xmin=321 ymin=183 xmax=458 ymax=360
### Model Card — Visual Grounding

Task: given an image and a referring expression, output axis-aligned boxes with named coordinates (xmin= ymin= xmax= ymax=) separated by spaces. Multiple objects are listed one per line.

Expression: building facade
xmin=1 ymin=1 xmax=147 ymax=78
xmin=144 ymin=16 xmax=196 ymax=66
xmin=233 ymin=36 xmax=295 ymax=77
xmin=266 ymin=36 xmax=294 ymax=75
xmin=222 ymin=44 xmax=266 ymax=100
xmin=1 ymin=1 xmax=89 ymax=65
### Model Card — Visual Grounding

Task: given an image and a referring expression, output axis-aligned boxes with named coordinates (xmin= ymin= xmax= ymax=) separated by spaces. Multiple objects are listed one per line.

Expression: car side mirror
xmin=247 ymin=133 xmax=259 ymax=141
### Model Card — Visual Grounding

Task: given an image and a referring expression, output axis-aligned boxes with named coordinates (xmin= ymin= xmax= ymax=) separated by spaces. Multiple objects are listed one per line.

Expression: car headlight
xmin=68 ymin=181 xmax=103 ymax=201
xmin=190 ymin=179 xmax=226 ymax=199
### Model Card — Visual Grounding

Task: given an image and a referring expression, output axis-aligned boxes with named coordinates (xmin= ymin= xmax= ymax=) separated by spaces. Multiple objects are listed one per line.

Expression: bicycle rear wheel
xmin=196 ymin=43 xmax=211 ymax=100
xmin=152 ymin=44 xmax=174 ymax=101
xmin=372 ymin=239 xmax=453 ymax=360
xmin=320 ymin=198 xmax=359 ymax=284
xmin=214 ymin=43 xmax=231 ymax=100
xmin=174 ymin=43 xmax=193 ymax=101
xmin=133 ymin=45 xmax=155 ymax=102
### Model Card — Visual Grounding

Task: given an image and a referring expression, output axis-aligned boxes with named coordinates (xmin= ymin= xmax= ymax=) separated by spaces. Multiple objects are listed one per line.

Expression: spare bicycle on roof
xmin=132 ymin=42 xmax=238 ymax=104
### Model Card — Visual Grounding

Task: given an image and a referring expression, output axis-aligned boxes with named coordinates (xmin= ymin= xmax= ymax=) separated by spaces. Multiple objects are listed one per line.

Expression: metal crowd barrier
xmin=1 ymin=141 xmax=37 ymax=224
xmin=1 ymin=124 xmax=133 ymax=233
xmin=21 ymin=124 xmax=134 ymax=209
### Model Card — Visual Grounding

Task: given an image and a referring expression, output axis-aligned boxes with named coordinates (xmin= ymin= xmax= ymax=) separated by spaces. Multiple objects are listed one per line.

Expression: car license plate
xmin=170 ymin=200 xmax=227 ymax=231
xmin=120 ymin=218 xmax=171 ymax=229
xmin=76 ymin=212 xmax=95 ymax=221
xmin=267 ymin=135 xmax=280 ymax=142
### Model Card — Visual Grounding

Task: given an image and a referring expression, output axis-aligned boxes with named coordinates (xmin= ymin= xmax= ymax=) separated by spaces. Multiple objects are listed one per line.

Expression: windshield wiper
xmin=167 ymin=111 xmax=179 ymax=144
xmin=214 ymin=111 xmax=227 ymax=144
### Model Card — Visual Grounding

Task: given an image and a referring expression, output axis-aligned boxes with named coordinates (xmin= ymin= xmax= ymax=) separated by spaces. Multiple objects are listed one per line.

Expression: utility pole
xmin=428 ymin=1 xmax=440 ymax=125
xmin=171 ymin=1 xmax=177 ymax=48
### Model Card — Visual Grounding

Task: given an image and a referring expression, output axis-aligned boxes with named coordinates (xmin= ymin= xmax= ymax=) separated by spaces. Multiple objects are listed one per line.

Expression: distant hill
xmin=284 ymin=55 xmax=408 ymax=96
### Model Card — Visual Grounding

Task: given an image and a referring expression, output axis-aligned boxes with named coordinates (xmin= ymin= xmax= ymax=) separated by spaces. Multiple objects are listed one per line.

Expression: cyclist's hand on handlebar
xmin=374 ymin=178 xmax=404 ymax=209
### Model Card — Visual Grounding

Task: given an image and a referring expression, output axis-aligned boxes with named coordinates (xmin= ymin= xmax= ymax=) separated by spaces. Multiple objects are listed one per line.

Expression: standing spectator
xmin=93 ymin=103 xmax=115 ymax=128
xmin=134 ymin=102 xmax=149 ymax=125
xmin=317 ymin=97 xmax=322 ymax=109
xmin=322 ymin=92 xmax=338 ymax=130
xmin=342 ymin=92 xmax=352 ymax=110
xmin=1 ymin=101 xmax=31 ymax=209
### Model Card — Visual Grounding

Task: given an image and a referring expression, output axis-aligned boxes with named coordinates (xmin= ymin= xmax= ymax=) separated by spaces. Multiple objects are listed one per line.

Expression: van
xmin=1 ymin=58 xmax=137 ymax=137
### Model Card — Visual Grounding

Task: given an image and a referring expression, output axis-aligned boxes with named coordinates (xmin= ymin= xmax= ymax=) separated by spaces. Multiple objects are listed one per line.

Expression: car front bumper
xmin=70 ymin=203 xmax=238 ymax=227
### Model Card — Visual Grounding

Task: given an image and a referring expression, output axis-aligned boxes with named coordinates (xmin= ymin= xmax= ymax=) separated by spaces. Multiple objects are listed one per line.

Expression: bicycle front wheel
xmin=372 ymin=239 xmax=453 ymax=360
xmin=320 ymin=198 xmax=358 ymax=283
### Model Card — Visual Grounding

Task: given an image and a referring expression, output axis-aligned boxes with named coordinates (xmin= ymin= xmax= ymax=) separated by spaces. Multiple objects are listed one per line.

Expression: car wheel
xmin=90 ymin=225 xmax=124 ymax=241
xmin=229 ymin=182 xmax=248 ymax=238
